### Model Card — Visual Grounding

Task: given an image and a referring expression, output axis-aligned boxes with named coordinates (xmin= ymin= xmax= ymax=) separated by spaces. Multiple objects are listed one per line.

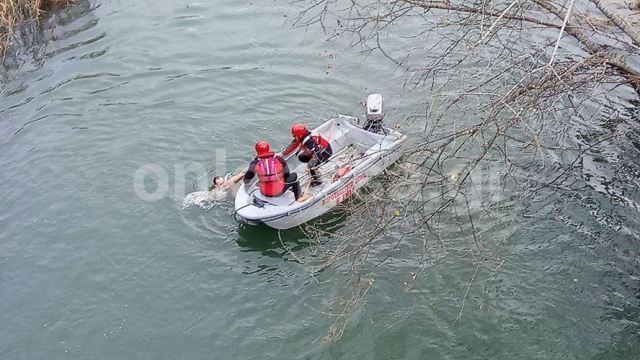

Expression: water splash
xmin=182 ymin=190 xmax=226 ymax=211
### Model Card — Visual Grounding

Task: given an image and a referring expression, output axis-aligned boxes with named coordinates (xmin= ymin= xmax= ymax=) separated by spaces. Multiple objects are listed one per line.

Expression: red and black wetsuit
xmin=244 ymin=153 xmax=301 ymax=199
xmin=282 ymin=134 xmax=333 ymax=166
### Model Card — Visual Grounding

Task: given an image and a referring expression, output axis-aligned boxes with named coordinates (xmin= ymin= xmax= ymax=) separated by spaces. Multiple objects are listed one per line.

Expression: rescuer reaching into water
xmin=279 ymin=124 xmax=333 ymax=187
xmin=244 ymin=140 xmax=306 ymax=202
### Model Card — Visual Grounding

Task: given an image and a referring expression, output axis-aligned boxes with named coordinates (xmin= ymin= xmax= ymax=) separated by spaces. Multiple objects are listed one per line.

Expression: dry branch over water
xmin=0 ymin=0 xmax=73 ymax=59
xmin=292 ymin=0 xmax=640 ymax=341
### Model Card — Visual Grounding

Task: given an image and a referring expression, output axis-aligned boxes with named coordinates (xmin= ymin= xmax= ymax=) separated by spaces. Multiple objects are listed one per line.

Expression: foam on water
xmin=182 ymin=190 xmax=226 ymax=211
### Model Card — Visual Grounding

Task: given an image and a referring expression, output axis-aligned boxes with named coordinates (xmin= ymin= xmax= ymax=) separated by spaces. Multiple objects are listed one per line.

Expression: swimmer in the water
xmin=208 ymin=169 xmax=247 ymax=199
xmin=183 ymin=169 xmax=249 ymax=209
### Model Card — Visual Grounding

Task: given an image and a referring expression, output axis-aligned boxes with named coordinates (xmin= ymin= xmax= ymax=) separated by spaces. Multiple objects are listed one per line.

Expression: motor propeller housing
xmin=364 ymin=93 xmax=386 ymax=134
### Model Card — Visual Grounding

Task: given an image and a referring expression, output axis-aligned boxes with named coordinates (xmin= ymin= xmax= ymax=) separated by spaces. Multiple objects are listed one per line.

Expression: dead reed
xmin=0 ymin=0 xmax=73 ymax=59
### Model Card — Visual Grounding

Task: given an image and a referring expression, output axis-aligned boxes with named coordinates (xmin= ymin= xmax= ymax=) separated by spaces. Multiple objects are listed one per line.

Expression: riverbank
xmin=0 ymin=0 xmax=73 ymax=59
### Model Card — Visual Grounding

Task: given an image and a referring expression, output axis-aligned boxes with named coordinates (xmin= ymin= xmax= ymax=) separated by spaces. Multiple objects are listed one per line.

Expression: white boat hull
xmin=234 ymin=115 xmax=406 ymax=229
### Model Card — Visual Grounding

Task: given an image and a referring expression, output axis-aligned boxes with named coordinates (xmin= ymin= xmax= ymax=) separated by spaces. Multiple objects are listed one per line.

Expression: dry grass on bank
xmin=0 ymin=0 xmax=73 ymax=59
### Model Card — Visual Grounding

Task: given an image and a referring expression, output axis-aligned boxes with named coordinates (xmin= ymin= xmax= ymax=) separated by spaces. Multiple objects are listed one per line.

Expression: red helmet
xmin=291 ymin=124 xmax=309 ymax=140
xmin=255 ymin=140 xmax=271 ymax=156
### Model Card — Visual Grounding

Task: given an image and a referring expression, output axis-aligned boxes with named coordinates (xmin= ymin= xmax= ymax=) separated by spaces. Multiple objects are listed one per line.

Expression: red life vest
xmin=256 ymin=154 xmax=285 ymax=197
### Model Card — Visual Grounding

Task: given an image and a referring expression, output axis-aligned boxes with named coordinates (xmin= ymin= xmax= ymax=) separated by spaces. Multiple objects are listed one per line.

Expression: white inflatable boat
xmin=234 ymin=95 xmax=407 ymax=229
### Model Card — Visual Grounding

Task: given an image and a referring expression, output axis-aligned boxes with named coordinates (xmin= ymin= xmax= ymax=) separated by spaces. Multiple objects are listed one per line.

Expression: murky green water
xmin=1 ymin=1 xmax=639 ymax=359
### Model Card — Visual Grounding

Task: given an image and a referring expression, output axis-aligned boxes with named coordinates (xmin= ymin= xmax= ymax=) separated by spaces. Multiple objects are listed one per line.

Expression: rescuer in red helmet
xmin=280 ymin=123 xmax=333 ymax=187
xmin=244 ymin=140 xmax=303 ymax=201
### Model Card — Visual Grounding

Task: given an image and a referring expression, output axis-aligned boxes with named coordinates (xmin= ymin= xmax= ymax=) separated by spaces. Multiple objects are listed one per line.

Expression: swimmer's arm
xmin=229 ymin=168 xmax=248 ymax=183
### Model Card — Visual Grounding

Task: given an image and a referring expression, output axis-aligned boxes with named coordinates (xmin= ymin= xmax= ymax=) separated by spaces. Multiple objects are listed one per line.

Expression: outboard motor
xmin=363 ymin=93 xmax=387 ymax=134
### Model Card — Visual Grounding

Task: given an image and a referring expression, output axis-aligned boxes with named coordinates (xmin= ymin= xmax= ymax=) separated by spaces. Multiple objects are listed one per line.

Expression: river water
xmin=1 ymin=1 xmax=639 ymax=359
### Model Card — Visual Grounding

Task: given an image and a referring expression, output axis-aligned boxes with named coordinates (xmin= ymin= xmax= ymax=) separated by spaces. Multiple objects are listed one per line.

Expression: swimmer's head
xmin=213 ymin=176 xmax=225 ymax=187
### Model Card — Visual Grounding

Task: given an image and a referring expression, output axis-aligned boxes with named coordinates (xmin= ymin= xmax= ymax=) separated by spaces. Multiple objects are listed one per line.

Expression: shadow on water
xmin=236 ymin=224 xmax=309 ymax=257
xmin=235 ymin=198 xmax=359 ymax=258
